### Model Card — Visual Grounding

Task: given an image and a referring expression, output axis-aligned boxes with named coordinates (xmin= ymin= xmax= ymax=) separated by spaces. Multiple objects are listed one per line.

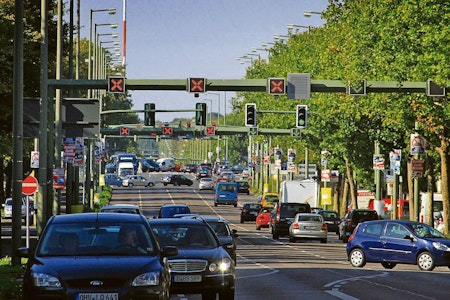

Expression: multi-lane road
xmin=110 ymin=172 xmax=450 ymax=300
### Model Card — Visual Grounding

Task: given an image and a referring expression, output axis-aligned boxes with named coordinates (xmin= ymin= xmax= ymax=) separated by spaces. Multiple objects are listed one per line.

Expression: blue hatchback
xmin=346 ymin=219 xmax=450 ymax=271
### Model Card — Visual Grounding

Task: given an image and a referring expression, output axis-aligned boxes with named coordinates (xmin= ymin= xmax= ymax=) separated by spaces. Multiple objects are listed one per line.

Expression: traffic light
xmin=195 ymin=103 xmax=207 ymax=126
xmin=108 ymin=76 xmax=125 ymax=93
xmin=245 ymin=103 xmax=257 ymax=127
xmin=296 ymin=105 xmax=307 ymax=128
xmin=144 ymin=103 xmax=155 ymax=126
xmin=268 ymin=78 xmax=285 ymax=95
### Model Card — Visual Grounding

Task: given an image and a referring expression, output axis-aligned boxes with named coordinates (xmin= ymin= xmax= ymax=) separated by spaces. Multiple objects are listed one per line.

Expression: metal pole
xmin=88 ymin=9 xmax=93 ymax=98
xmin=55 ymin=0 xmax=63 ymax=215
xmin=413 ymin=122 xmax=420 ymax=221
xmin=12 ymin=0 xmax=24 ymax=266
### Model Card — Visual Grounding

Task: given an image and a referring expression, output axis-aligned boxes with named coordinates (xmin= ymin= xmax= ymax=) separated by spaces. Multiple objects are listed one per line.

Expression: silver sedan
xmin=289 ymin=213 xmax=328 ymax=243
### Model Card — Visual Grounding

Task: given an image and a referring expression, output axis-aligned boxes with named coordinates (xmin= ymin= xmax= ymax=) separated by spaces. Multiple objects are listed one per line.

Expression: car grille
xmin=169 ymin=259 xmax=207 ymax=272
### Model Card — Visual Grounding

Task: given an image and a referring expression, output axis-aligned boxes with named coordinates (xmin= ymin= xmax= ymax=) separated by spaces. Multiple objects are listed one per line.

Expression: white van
xmin=157 ymin=158 xmax=176 ymax=172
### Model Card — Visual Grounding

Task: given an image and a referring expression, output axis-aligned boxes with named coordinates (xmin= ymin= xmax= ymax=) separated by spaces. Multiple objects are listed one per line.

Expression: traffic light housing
xmin=245 ymin=103 xmax=257 ymax=127
xmin=268 ymin=78 xmax=286 ymax=95
xmin=195 ymin=103 xmax=207 ymax=126
xmin=296 ymin=105 xmax=307 ymax=128
xmin=108 ymin=76 xmax=125 ymax=93
xmin=188 ymin=78 xmax=206 ymax=93
xmin=144 ymin=103 xmax=155 ymax=126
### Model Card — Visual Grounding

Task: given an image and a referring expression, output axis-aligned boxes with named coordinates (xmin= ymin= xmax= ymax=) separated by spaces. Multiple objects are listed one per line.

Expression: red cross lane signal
xmin=108 ymin=76 xmax=125 ymax=93
xmin=163 ymin=126 xmax=173 ymax=135
xmin=23 ymin=175 xmax=38 ymax=195
xmin=205 ymin=126 xmax=215 ymax=135
xmin=188 ymin=78 xmax=206 ymax=93
xmin=120 ymin=127 xmax=129 ymax=135
xmin=268 ymin=78 xmax=285 ymax=95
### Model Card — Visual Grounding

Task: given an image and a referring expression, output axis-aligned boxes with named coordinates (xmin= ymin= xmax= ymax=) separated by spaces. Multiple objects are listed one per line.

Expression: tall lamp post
xmin=89 ymin=8 xmax=116 ymax=98
xmin=207 ymin=92 xmax=221 ymax=125
xmin=303 ymin=10 xmax=322 ymax=17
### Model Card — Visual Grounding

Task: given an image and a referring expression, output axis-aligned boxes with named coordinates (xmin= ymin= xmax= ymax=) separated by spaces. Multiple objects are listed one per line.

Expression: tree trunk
xmin=341 ymin=177 xmax=349 ymax=217
xmin=407 ymin=160 xmax=414 ymax=221
xmin=435 ymin=138 xmax=449 ymax=235
xmin=426 ymin=155 xmax=435 ymax=227
xmin=344 ymin=157 xmax=357 ymax=210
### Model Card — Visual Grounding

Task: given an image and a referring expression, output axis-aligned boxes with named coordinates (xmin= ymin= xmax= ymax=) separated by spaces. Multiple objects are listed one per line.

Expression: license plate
xmin=173 ymin=275 xmax=202 ymax=282
xmin=76 ymin=293 xmax=118 ymax=300
xmin=304 ymin=226 xmax=318 ymax=230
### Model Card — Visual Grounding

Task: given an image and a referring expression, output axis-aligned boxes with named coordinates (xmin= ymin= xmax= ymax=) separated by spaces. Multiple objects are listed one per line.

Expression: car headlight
xmin=433 ymin=242 xmax=450 ymax=252
xmin=209 ymin=257 xmax=232 ymax=272
xmin=132 ymin=272 xmax=160 ymax=286
xmin=32 ymin=273 xmax=61 ymax=288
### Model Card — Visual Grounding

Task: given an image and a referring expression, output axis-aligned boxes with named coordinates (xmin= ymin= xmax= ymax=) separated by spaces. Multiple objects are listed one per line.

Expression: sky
xmin=79 ymin=0 xmax=329 ymax=122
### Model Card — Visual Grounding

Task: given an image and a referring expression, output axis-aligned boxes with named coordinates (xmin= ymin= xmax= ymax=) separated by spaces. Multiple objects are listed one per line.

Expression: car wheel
xmin=174 ymin=181 xmax=178 ymax=186
xmin=289 ymin=236 xmax=296 ymax=243
xmin=214 ymin=202 xmax=218 ymax=207
xmin=349 ymin=248 xmax=366 ymax=268
xmin=256 ymin=225 xmax=261 ymax=230
xmin=342 ymin=234 xmax=349 ymax=243
xmin=320 ymin=238 xmax=327 ymax=244
xmin=148 ymin=183 xmax=155 ymax=187
xmin=272 ymin=230 xmax=279 ymax=240
xmin=202 ymin=292 xmax=217 ymax=300
xmin=163 ymin=183 xmax=167 ymax=186
xmin=128 ymin=183 xmax=134 ymax=188
xmin=240 ymin=218 xmax=243 ymax=224
xmin=233 ymin=203 xmax=237 ymax=207
xmin=417 ymin=251 xmax=435 ymax=271
xmin=381 ymin=262 xmax=397 ymax=269
xmin=219 ymin=288 xmax=235 ymax=300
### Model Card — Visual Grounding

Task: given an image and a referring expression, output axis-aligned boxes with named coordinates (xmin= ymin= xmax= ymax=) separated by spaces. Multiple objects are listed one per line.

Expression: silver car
xmin=199 ymin=177 xmax=214 ymax=190
xmin=122 ymin=175 xmax=156 ymax=187
xmin=289 ymin=213 xmax=327 ymax=243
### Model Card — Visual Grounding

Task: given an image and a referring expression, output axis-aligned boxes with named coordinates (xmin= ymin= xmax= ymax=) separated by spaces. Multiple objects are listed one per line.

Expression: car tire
xmin=342 ymin=234 xmax=349 ymax=243
xmin=320 ymin=238 xmax=327 ymax=244
xmin=163 ymin=183 xmax=167 ymax=186
xmin=417 ymin=251 xmax=435 ymax=271
xmin=349 ymin=248 xmax=366 ymax=268
xmin=214 ymin=202 xmax=218 ymax=207
xmin=240 ymin=218 xmax=243 ymax=224
xmin=272 ymin=230 xmax=279 ymax=240
xmin=218 ymin=288 xmax=234 ymax=300
xmin=128 ymin=183 xmax=134 ymax=188
xmin=381 ymin=262 xmax=397 ymax=269
xmin=256 ymin=225 xmax=261 ymax=230
xmin=174 ymin=181 xmax=178 ymax=186
xmin=233 ymin=203 xmax=237 ymax=207
xmin=289 ymin=236 xmax=296 ymax=243
xmin=148 ymin=183 xmax=155 ymax=187
xmin=202 ymin=292 xmax=217 ymax=300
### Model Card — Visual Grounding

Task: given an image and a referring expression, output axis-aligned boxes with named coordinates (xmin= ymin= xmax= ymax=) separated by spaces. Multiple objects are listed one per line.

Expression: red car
xmin=256 ymin=207 xmax=272 ymax=230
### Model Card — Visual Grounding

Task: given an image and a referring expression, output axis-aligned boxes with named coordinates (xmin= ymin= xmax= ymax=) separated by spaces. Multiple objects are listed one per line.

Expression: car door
xmin=380 ymin=223 xmax=416 ymax=263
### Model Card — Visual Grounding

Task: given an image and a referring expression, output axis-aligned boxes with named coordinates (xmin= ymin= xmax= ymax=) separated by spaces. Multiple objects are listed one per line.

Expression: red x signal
xmin=205 ymin=126 xmax=215 ymax=135
xmin=268 ymin=78 xmax=285 ymax=95
xmin=120 ymin=127 xmax=129 ymax=135
xmin=108 ymin=76 xmax=125 ymax=93
xmin=189 ymin=78 xmax=206 ymax=93
xmin=163 ymin=126 xmax=173 ymax=135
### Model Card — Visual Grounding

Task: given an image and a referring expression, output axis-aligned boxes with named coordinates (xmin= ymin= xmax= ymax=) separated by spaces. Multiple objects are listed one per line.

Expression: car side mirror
xmin=406 ymin=234 xmax=415 ymax=242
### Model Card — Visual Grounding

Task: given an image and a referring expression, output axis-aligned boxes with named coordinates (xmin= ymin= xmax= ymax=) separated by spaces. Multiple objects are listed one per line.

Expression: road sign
xmin=22 ymin=175 xmax=38 ymax=195
xmin=427 ymin=79 xmax=446 ymax=97
xmin=205 ymin=126 xmax=215 ymax=135
xmin=163 ymin=126 xmax=173 ymax=135
xmin=373 ymin=154 xmax=385 ymax=170
xmin=410 ymin=133 xmax=425 ymax=155
xmin=120 ymin=127 xmax=129 ymax=135
xmin=268 ymin=78 xmax=285 ymax=95
xmin=291 ymin=128 xmax=302 ymax=138
xmin=411 ymin=159 xmax=424 ymax=178
xmin=188 ymin=78 xmax=206 ymax=93
xmin=348 ymin=80 xmax=366 ymax=96
xmin=108 ymin=76 xmax=125 ymax=93
xmin=287 ymin=73 xmax=311 ymax=100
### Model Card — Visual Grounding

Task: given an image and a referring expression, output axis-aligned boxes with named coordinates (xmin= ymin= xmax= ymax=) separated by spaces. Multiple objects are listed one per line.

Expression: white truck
xmin=279 ymin=179 xmax=319 ymax=208
xmin=117 ymin=161 xmax=135 ymax=179
xmin=419 ymin=193 xmax=443 ymax=225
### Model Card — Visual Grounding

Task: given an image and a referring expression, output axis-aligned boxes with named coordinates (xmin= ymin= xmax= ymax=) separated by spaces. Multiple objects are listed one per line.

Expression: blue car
xmin=214 ymin=182 xmax=238 ymax=207
xmin=346 ymin=219 xmax=450 ymax=271
xmin=103 ymin=173 xmax=123 ymax=187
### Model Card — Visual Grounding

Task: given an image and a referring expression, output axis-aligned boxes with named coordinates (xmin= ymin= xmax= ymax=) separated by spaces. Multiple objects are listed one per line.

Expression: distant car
xmin=241 ymin=167 xmax=249 ymax=178
xmin=161 ymin=174 xmax=193 ymax=186
xmin=214 ymin=182 xmax=238 ymax=207
xmin=240 ymin=202 xmax=261 ymax=223
xmin=104 ymin=173 xmax=123 ymax=187
xmin=122 ymin=175 xmax=156 ymax=187
xmin=196 ymin=169 xmax=211 ymax=180
xmin=289 ymin=213 xmax=328 ymax=243
xmin=183 ymin=163 xmax=198 ymax=173
xmin=318 ymin=210 xmax=340 ymax=234
xmin=270 ymin=202 xmax=311 ymax=239
xmin=231 ymin=165 xmax=244 ymax=174
xmin=158 ymin=204 xmax=191 ymax=218
xmin=148 ymin=218 xmax=235 ymax=299
xmin=2 ymin=196 xmax=31 ymax=219
xmin=339 ymin=209 xmax=379 ymax=242
xmin=17 ymin=213 xmax=178 ymax=299
xmin=311 ymin=207 xmax=323 ymax=214
xmin=347 ymin=220 xmax=450 ymax=271
xmin=140 ymin=159 xmax=161 ymax=172
xmin=259 ymin=192 xmax=279 ymax=209
xmin=237 ymin=181 xmax=250 ymax=195
xmin=219 ymin=170 xmax=235 ymax=182
xmin=199 ymin=177 xmax=214 ymax=190
xmin=256 ymin=207 xmax=271 ymax=230
xmin=99 ymin=204 xmax=142 ymax=214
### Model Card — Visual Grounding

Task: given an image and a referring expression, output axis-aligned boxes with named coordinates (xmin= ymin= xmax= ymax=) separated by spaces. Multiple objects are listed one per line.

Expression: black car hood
xmin=31 ymin=256 xmax=162 ymax=280
xmin=173 ymin=247 xmax=228 ymax=260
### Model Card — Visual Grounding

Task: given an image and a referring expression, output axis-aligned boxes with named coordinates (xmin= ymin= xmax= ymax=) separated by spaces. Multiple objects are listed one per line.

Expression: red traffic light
xmin=268 ymin=78 xmax=285 ymax=95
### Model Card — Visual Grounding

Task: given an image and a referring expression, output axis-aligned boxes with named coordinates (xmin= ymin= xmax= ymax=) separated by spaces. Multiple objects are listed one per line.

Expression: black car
xmin=148 ymin=218 xmax=235 ymax=299
xmin=196 ymin=169 xmax=211 ymax=180
xmin=240 ymin=202 xmax=261 ymax=223
xmin=194 ymin=216 xmax=238 ymax=264
xmin=158 ymin=204 xmax=191 ymax=218
xmin=17 ymin=213 xmax=178 ymax=300
xmin=318 ymin=210 xmax=340 ymax=234
xmin=237 ymin=181 xmax=250 ymax=195
xmin=140 ymin=159 xmax=161 ymax=172
xmin=339 ymin=209 xmax=379 ymax=242
xmin=269 ymin=202 xmax=311 ymax=239
xmin=183 ymin=163 xmax=198 ymax=173
xmin=161 ymin=174 xmax=193 ymax=186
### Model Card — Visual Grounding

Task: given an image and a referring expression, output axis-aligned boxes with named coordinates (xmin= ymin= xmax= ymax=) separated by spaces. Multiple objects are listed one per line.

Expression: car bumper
xmin=170 ymin=273 xmax=234 ymax=294
xmin=290 ymin=230 xmax=327 ymax=239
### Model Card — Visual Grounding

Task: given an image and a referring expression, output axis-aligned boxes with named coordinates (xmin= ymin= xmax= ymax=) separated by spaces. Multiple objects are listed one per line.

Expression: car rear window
xmin=363 ymin=223 xmax=383 ymax=236
xmin=280 ymin=204 xmax=310 ymax=217
xmin=353 ymin=211 xmax=378 ymax=223
xmin=298 ymin=215 xmax=322 ymax=222
xmin=320 ymin=211 xmax=338 ymax=218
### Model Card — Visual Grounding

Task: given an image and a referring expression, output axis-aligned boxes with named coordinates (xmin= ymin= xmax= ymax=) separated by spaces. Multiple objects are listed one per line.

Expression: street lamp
xmin=207 ymin=92 xmax=221 ymax=125
xmin=304 ymin=10 xmax=322 ymax=17
xmin=88 ymin=8 xmax=117 ymax=98
xmin=273 ymin=34 xmax=289 ymax=41
xmin=286 ymin=24 xmax=312 ymax=33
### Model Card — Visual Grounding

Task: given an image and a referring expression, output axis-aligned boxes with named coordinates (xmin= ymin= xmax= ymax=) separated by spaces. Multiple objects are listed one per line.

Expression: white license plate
xmin=304 ymin=226 xmax=318 ymax=230
xmin=77 ymin=293 xmax=118 ymax=300
xmin=173 ymin=275 xmax=202 ymax=282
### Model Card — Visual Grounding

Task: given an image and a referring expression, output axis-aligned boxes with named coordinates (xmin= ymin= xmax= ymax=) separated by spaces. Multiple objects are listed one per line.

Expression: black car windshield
xmin=160 ymin=206 xmax=190 ymax=218
xmin=206 ymin=222 xmax=230 ymax=236
xmin=151 ymin=224 xmax=218 ymax=249
xmin=405 ymin=223 xmax=446 ymax=238
xmin=38 ymin=222 xmax=156 ymax=256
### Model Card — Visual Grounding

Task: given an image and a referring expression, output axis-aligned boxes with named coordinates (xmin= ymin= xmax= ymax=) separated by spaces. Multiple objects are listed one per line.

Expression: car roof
xmin=149 ymin=218 xmax=206 ymax=225
xmin=161 ymin=203 xmax=189 ymax=207
xmin=101 ymin=204 xmax=140 ymax=210
xmin=243 ymin=202 xmax=261 ymax=205
xmin=360 ymin=219 xmax=424 ymax=226
xmin=48 ymin=212 xmax=147 ymax=224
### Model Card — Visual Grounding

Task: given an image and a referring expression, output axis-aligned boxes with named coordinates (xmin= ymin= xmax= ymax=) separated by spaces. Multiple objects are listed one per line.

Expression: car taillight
xmin=348 ymin=233 xmax=355 ymax=242
xmin=321 ymin=223 xmax=327 ymax=231
xmin=292 ymin=223 xmax=299 ymax=230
